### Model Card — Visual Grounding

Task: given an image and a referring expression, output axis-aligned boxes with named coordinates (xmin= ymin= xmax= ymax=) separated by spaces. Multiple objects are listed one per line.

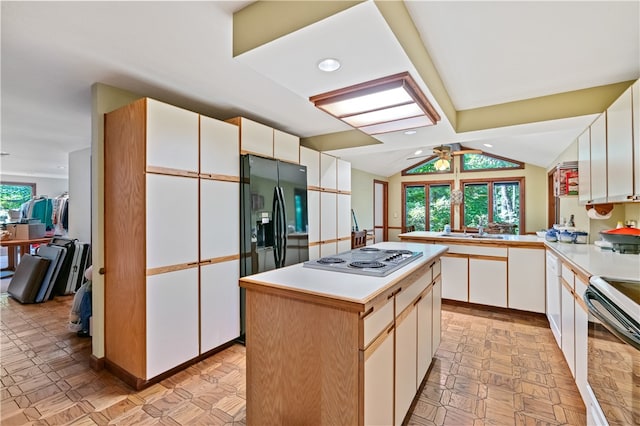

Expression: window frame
xmin=0 ymin=181 xmax=36 ymax=224
xmin=401 ymin=155 xmax=452 ymax=176
xmin=460 ymin=151 xmax=524 ymax=172
xmin=401 ymin=180 xmax=454 ymax=232
xmin=459 ymin=177 xmax=525 ymax=234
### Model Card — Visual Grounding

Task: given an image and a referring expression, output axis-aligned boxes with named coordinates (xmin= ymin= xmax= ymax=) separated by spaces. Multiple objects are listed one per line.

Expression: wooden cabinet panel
xmin=146 ymin=99 xmax=199 ymax=173
xmin=320 ymin=192 xmax=337 ymax=242
xmin=395 ymin=306 xmax=418 ymax=426
xmin=337 ymin=193 xmax=352 ymax=239
xmin=364 ymin=328 xmax=394 ymax=426
xmin=561 ymin=280 xmax=575 ymax=376
xmin=607 ymin=87 xmax=634 ymax=202
xmin=238 ymin=117 xmax=273 ymax=157
xmin=469 ymin=258 xmax=507 ymax=308
xmin=337 ymin=159 xmax=351 ymax=192
xmin=273 ymin=129 xmax=299 ymax=163
xmin=320 ymin=153 xmax=337 ymax=190
xmin=590 ymin=113 xmax=607 ymax=203
xmin=146 ymin=268 xmax=199 ymax=379
xmin=300 ymin=147 xmax=320 ymax=188
xmin=432 ymin=277 xmax=442 ymax=354
xmin=201 ymin=180 xmax=238 ymax=260
xmin=307 ymin=190 xmax=320 ymax=243
xmin=633 ymin=81 xmax=640 ymax=198
xmin=417 ymin=289 xmax=433 ymax=381
xmin=577 ymin=129 xmax=591 ymax=204
xmin=200 ymin=115 xmax=239 ymax=177
xmin=146 ymin=174 xmax=198 ymax=269
xmin=200 ymin=260 xmax=240 ymax=353
xmin=441 ymin=256 xmax=468 ymax=302
xmin=508 ymin=248 xmax=545 ymax=313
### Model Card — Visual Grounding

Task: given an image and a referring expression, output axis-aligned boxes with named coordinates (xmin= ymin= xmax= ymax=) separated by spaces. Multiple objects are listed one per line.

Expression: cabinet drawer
xmin=447 ymin=244 xmax=507 ymax=257
xmin=561 ymin=264 xmax=575 ymax=289
xmin=364 ymin=300 xmax=393 ymax=348
xmin=396 ymin=273 xmax=429 ymax=315
xmin=432 ymin=259 xmax=441 ymax=279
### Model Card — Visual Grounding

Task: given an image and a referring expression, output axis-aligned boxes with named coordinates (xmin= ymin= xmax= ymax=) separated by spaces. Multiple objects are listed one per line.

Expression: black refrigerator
xmin=239 ymin=154 xmax=309 ymax=337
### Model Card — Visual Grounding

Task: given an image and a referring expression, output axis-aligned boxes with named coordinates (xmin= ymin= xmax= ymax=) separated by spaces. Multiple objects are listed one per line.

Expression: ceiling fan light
xmin=434 ymin=158 xmax=450 ymax=171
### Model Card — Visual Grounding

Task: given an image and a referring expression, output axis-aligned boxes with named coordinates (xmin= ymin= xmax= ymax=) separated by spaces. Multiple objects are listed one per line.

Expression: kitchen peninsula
xmin=239 ymin=242 xmax=447 ymax=425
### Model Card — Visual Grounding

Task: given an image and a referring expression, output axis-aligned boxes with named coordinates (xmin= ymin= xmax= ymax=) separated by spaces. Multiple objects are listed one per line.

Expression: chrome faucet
xmin=463 ymin=226 xmax=467 ymax=235
xmin=478 ymin=225 xmax=484 ymax=235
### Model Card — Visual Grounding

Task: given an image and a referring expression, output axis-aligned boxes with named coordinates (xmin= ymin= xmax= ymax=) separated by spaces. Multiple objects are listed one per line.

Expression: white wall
xmin=350 ymin=168 xmax=387 ymax=231
xmin=68 ymin=148 xmax=92 ymax=242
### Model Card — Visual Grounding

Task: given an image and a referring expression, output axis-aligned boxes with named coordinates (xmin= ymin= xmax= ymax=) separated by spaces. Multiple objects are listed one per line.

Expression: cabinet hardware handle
xmin=387 ymin=325 xmax=395 ymax=334
xmin=430 ymin=261 xmax=436 ymax=268
xmin=413 ymin=296 xmax=423 ymax=306
xmin=98 ymin=267 xmax=105 ymax=275
xmin=187 ymin=262 xmax=199 ymax=267
xmin=387 ymin=293 xmax=394 ymax=300
xmin=361 ymin=307 xmax=374 ymax=318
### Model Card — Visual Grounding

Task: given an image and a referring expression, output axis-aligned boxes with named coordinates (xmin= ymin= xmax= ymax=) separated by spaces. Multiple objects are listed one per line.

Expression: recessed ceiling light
xmin=318 ymin=58 xmax=341 ymax=72
xmin=483 ymin=143 xmax=493 ymax=147
xmin=404 ymin=130 xmax=417 ymax=135
xmin=414 ymin=149 xmax=423 ymax=155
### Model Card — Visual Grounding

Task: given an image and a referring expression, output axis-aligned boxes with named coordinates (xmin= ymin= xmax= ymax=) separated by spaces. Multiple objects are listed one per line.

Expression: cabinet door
xmin=307 ymin=190 xmax=320 ymax=243
xmin=146 ymin=174 xmax=198 ymax=269
xmin=200 ymin=115 xmax=239 ymax=177
xmin=607 ymin=87 xmax=634 ymax=202
xmin=320 ymin=153 xmax=337 ymax=190
xmin=337 ymin=239 xmax=351 ymax=254
xmin=590 ymin=113 xmax=607 ymax=203
xmin=308 ymin=244 xmax=320 ymax=261
xmin=364 ymin=327 xmax=394 ymax=426
xmin=337 ymin=159 xmax=351 ymax=192
xmin=395 ymin=305 xmax=417 ymax=426
xmin=508 ymin=248 xmax=545 ymax=313
xmin=441 ymin=255 xmax=468 ymax=302
xmin=146 ymin=99 xmax=199 ymax=173
xmin=417 ymin=289 xmax=433 ymax=382
xmin=561 ymin=281 xmax=575 ymax=376
xmin=577 ymin=129 xmax=591 ymax=204
xmin=146 ymin=268 xmax=199 ymax=379
xmin=239 ymin=117 xmax=273 ymax=158
xmin=201 ymin=260 xmax=240 ymax=353
xmin=320 ymin=192 xmax=337 ymax=242
xmin=273 ymin=129 xmax=299 ymax=164
xmin=574 ymin=298 xmax=588 ymax=403
xmin=319 ymin=242 xmax=337 ymax=257
xmin=469 ymin=258 xmax=507 ymax=308
xmin=337 ymin=193 xmax=351 ymax=239
xmin=201 ymin=180 xmax=239 ymax=260
xmin=633 ymin=81 xmax=640 ymax=198
xmin=432 ymin=276 xmax=442 ymax=355
xmin=300 ymin=147 xmax=320 ymax=189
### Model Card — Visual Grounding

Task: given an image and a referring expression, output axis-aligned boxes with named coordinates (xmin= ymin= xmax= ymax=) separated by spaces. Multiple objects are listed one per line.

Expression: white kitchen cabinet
xmin=441 ymin=255 xmax=468 ymax=302
xmin=320 ymin=153 xmax=337 ymax=190
xmin=574 ymin=295 xmax=588 ymax=403
xmin=307 ymin=190 xmax=320 ymax=243
xmin=233 ymin=117 xmax=273 ymax=158
xmin=577 ymin=129 xmax=591 ymax=205
xmin=337 ymin=193 xmax=352 ymax=239
xmin=320 ymin=192 xmax=337 ymax=242
xmin=546 ymin=251 xmax=562 ymax=348
xmin=146 ymin=98 xmax=199 ymax=174
xmin=146 ymin=268 xmax=199 ymax=379
xmin=417 ymin=289 xmax=433 ymax=381
xmin=308 ymin=244 xmax=320 ymax=261
xmin=319 ymin=242 xmax=337 ymax=257
xmin=146 ymin=174 xmax=199 ymax=269
xmin=606 ymin=86 xmax=634 ymax=202
xmin=200 ymin=179 xmax=239 ymax=260
xmin=561 ymin=278 xmax=575 ymax=376
xmin=273 ymin=129 xmax=299 ymax=164
xmin=337 ymin=239 xmax=351 ymax=253
xmin=300 ymin=146 xmax=320 ymax=189
xmin=200 ymin=260 xmax=240 ymax=353
xmin=337 ymin=159 xmax=351 ymax=192
xmin=364 ymin=325 xmax=394 ymax=426
xmin=508 ymin=247 xmax=545 ymax=313
xmin=432 ymin=275 xmax=442 ymax=354
xmin=469 ymin=258 xmax=507 ymax=308
xmin=200 ymin=115 xmax=239 ymax=178
xmin=395 ymin=304 xmax=418 ymax=426
xmin=590 ymin=113 xmax=607 ymax=203
xmin=633 ymin=81 xmax=640 ymax=199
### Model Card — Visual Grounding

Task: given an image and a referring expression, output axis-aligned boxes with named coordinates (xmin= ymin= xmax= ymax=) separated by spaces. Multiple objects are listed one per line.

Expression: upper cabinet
xmin=579 ymin=80 xmax=640 ymax=204
xmin=320 ymin=153 xmax=337 ymax=190
xmin=606 ymin=87 xmax=634 ymax=202
xmin=228 ymin=117 xmax=300 ymax=163
xmin=300 ymin=146 xmax=320 ymax=189
xmin=337 ymin=159 xmax=351 ymax=193
xmin=200 ymin=115 xmax=239 ymax=178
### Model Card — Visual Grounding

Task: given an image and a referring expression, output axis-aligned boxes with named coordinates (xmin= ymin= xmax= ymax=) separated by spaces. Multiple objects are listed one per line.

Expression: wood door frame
xmin=547 ymin=169 xmax=557 ymax=228
xmin=373 ymin=180 xmax=388 ymax=242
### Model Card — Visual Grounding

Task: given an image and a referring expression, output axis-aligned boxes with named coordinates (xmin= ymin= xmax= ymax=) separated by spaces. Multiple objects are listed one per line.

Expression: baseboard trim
xmin=89 ymin=355 xmax=105 ymax=371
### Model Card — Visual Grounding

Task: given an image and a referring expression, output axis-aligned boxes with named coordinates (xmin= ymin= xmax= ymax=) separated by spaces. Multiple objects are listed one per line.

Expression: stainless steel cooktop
xmin=303 ymin=247 xmax=423 ymax=277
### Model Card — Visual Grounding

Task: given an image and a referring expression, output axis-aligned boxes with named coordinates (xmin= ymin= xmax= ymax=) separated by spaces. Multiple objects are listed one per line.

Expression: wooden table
xmin=1 ymin=237 xmax=53 ymax=271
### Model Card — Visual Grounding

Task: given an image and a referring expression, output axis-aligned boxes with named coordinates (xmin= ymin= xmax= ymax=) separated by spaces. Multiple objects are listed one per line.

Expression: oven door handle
xmin=584 ymin=287 xmax=640 ymax=350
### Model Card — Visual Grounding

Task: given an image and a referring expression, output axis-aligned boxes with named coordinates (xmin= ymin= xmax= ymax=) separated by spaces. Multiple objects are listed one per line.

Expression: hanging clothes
xmin=30 ymin=198 xmax=54 ymax=230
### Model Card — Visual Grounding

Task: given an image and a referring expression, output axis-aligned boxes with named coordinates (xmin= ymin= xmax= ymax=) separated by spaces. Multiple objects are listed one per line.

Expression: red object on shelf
xmin=601 ymin=227 xmax=640 ymax=235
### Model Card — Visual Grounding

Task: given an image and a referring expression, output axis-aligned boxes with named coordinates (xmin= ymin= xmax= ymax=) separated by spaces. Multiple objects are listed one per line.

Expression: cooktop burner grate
xmin=317 ymin=257 xmax=346 ymax=264
xmin=384 ymin=249 xmax=413 ymax=255
xmin=359 ymin=247 xmax=381 ymax=252
xmin=349 ymin=261 xmax=386 ymax=269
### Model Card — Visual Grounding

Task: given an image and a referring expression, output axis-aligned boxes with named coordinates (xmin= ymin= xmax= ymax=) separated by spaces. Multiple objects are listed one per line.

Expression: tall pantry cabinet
xmin=104 ymin=98 xmax=240 ymax=388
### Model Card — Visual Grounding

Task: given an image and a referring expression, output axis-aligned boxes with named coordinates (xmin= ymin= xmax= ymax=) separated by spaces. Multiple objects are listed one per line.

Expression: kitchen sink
xmin=439 ymin=233 xmax=504 ymax=240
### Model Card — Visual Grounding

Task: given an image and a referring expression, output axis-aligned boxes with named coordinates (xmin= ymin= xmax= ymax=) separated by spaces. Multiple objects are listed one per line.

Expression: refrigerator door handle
xmin=272 ymin=186 xmax=280 ymax=267
xmin=278 ymin=187 xmax=288 ymax=267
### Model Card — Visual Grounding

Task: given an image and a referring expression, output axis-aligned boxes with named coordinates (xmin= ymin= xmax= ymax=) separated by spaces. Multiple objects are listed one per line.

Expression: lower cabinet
xmin=561 ymin=279 xmax=575 ymax=376
xmin=395 ymin=304 xmax=418 ymax=426
xmin=574 ymin=276 xmax=589 ymax=402
xmin=441 ymin=255 xmax=468 ymax=301
xmin=364 ymin=326 xmax=394 ymax=425
xmin=417 ymin=290 xmax=434 ymax=380
xmin=146 ymin=268 xmax=199 ymax=379
xmin=469 ymin=257 xmax=507 ymax=308
xmin=200 ymin=260 xmax=240 ymax=353
xmin=508 ymin=247 xmax=545 ymax=313
xmin=432 ymin=275 xmax=442 ymax=353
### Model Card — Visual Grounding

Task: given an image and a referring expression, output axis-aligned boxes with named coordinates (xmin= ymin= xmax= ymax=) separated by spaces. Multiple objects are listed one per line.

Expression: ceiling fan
xmin=407 ymin=143 xmax=482 ymax=161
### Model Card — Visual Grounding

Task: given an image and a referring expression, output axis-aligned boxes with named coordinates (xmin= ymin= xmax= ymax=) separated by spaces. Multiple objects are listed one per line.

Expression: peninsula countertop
xmin=398 ymin=230 xmax=542 ymax=246
xmin=239 ymin=241 xmax=448 ymax=308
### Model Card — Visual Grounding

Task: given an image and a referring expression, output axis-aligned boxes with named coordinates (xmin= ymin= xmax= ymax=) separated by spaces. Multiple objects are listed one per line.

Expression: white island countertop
xmin=545 ymin=242 xmax=640 ymax=282
xmin=239 ymin=241 xmax=448 ymax=308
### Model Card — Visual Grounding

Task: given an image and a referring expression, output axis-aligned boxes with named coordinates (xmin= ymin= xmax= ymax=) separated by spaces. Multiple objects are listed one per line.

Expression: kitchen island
xmin=239 ymin=241 xmax=447 ymax=425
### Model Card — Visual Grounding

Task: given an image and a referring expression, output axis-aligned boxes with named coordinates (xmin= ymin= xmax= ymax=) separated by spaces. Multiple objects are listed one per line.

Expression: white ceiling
xmin=1 ymin=1 xmax=639 ymax=180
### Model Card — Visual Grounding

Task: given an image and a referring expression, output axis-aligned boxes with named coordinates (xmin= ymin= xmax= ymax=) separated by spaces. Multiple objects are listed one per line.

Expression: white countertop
xmin=545 ymin=242 xmax=640 ymax=282
xmin=399 ymin=231 xmax=542 ymax=244
xmin=240 ymin=242 xmax=448 ymax=305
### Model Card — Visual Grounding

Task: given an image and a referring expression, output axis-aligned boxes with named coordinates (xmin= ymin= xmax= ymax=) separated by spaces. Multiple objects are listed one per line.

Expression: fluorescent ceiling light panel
xmin=310 ymin=72 xmax=440 ymax=135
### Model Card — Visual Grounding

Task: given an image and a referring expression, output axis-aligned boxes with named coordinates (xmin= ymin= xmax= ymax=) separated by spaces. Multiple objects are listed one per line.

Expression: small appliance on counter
xmin=599 ymin=227 xmax=640 ymax=254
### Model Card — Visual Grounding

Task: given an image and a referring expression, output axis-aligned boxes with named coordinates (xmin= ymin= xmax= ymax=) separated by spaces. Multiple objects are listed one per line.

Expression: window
xmin=460 ymin=178 xmax=524 ymax=233
xmin=402 ymin=181 xmax=453 ymax=232
xmin=461 ymin=152 xmax=523 ymax=172
xmin=0 ymin=182 xmax=35 ymax=224
xmin=402 ymin=156 xmax=451 ymax=175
